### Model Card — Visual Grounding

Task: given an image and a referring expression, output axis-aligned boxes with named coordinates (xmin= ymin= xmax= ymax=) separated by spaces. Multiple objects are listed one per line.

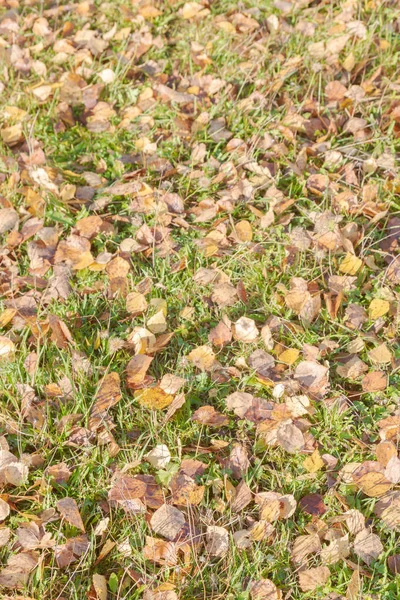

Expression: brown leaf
xmin=211 ymin=283 xmax=238 ymax=307
xmin=0 ymin=552 xmax=38 ymax=588
xmin=143 ymin=536 xmax=177 ymax=566
xmin=126 ymin=291 xmax=148 ymax=315
xmin=362 ymin=371 xmax=387 ymax=392
xmin=226 ymin=391 xmax=254 ymax=418
xmin=46 ymin=462 xmax=71 ymax=484
xmin=187 ymin=345 xmax=217 ymax=371
xmin=49 ymin=314 xmax=74 ymax=349
xmin=170 ymin=472 xmax=204 ymax=506
xmin=192 ymin=405 xmax=229 ymax=427
xmin=376 ymin=441 xmax=397 ymax=467
xmin=298 ymin=566 xmax=330 ymax=592
xmin=208 ymin=319 xmax=232 ymax=347
xmin=294 ymin=360 xmax=329 ymax=396
xmin=54 ymin=534 xmax=89 ymax=568
xmin=368 ymin=343 xmax=392 ymax=365
xmin=57 ymin=497 xmax=85 ymax=532
xmin=108 ymin=474 xmax=146 ymax=511
xmin=231 ymin=480 xmax=252 ymax=512
xmin=16 ymin=521 xmax=54 ymax=550
xmin=346 ymin=569 xmax=361 ymax=600
xmin=233 ymin=316 xmax=259 ymax=342
xmin=353 ymin=464 xmax=392 ymax=497
xmin=249 ymin=579 xmax=282 ymax=600
xmin=388 ymin=555 xmax=400 ymax=574
xmin=325 ymin=80 xmax=347 ymax=101
xmin=0 ymin=208 xmax=19 ymax=234
xmin=299 ymin=493 xmax=327 ymax=516
xmin=292 ymin=534 xmax=321 ymax=565
xmin=320 ymin=534 xmax=350 ymax=565
xmin=90 ymin=574 xmax=107 ymax=600
xmin=90 ymin=371 xmax=122 ymax=418
xmin=0 ymin=498 xmax=10 ymax=521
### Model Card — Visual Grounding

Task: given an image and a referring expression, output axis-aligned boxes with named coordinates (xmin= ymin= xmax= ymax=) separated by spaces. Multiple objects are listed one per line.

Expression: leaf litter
xmin=0 ymin=0 xmax=399 ymax=598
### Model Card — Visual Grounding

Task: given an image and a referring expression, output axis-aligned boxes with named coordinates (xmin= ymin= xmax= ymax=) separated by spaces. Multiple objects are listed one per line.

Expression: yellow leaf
xmin=339 ymin=253 xmax=363 ymax=275
xmin=369 ymin=298 xmax=389 ymax=320
xmin=354 ymin=471 xmax=392 ymax=497
xmin=0 ymin=308 xmax=16 ymax=328
xmin=235 ymin=220 xmax=253 ymax=242
xmin=304 ymin=449 xmax=325 ymax=473
xmin=216 ymin=21 xmax=236 ymax=33
xmin=279 ymin=348 xmax=300 ymax=365
xmin=135 ymin=387 xmax=173 ymax=410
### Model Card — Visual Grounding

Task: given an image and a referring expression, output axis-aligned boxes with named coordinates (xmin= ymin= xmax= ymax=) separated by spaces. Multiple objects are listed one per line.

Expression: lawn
xmin=0 ymin=0 xmax=400 ymax=598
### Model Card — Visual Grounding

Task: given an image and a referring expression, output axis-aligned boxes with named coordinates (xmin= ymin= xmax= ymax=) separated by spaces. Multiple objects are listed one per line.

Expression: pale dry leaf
xmin=233 ymin=317 xmax=259 ymax=343
xmin=298 ymin=566 xmax=330 ymax=592
xmin=150 ymin=504 xmax=185 ymax=540
xmin=292 ymin=534 xmax=322 ymax=565
xmin=0 ymin=498 xmax=10 ymax=521
xmin=146 ymin=445 xmax=171 ymax=469
xmin=249 ymin=578 xmax=281 ymax=600
xmin=0 ymin=336 xmax=16 ymax=359
xmin=353 ymin=529 xmax=383 ymax=565
xmin=206 ymin=526 xmax=229 ymax=557
xmin=0 ymin=551 xmax=38 ymax=589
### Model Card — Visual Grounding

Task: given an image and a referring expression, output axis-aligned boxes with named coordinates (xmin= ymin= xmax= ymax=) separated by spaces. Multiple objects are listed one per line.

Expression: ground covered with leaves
xmin=0 ymin=0 xmax=400 ymax=598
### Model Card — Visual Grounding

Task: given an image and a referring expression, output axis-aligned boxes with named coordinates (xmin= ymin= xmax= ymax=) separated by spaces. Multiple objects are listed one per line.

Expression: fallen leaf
xmin=192 ymin=406 xmax=229 ymax=427
xmin=57 ymin=497 xmax=85 ymax=532
xmin=0 ymin=498 xmax=10 ymax=521
xmin=206 ymin=526 xmax=229 ymax=557
xmin=298 ymin=566 xmax=330 ymax=592
xmin=362 ymin=371 xmax=387 ymax=392
xmin=249 ymin=579 xmax=282 ymax=600
xmin=233 ymin=317 xmax=259 ymax=342
xmin=299 ymin=493 xmax=327 ymax=516
xmin=150 ymin=504 xmax=185 ymax=540
xmin=368 ymin=343 xmax=392 ymax=365
xmin=187 ymin=345 xmax=217 ymax=371
xmin=369 ymin=298 xmax=390 ymax=320
xmin=339 ymin=253 xmax=363 ymax=275
xmin=146 ymin=445 xmax=171 ymax=469
xmin=143 ymin=536 xmax=177 ymax=566
xmin=135 ymin=387 xmax=173 ymax=410
xmin=303 ymin=449 xmax=324 ymax=473
xmin=353 ymin=529 xmax=383 ymax=565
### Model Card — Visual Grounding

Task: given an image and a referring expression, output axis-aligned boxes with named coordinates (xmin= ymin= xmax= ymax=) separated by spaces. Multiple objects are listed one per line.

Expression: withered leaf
xmin=353 ymin=529 xmax=383 ymax=565
xmin=57 ymin=497 xmax=85 ymax=532
xmin=206 ymin=526 xmax=229 ymax=557
xmin=143 ymin=536 xmax=177 ymax=566
xmin=249 ymin=579 xmax=282 ymax=600
xmin=299 ymin=493 xmax=327 ymax=516
xmin=0 ymin=551 xmax=38 ymax=589
xmin=298 ymin=566 xmax=330 ymax=592
xmin=192 ymin=405 xmax=229 ymax=427
xmin=126 ymin=355 xmax=153 ymax=388
xmin=135 ymin=387 xmax=173 ymax=410
xmin=150 ymin=504 xmax=185 ymax=540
